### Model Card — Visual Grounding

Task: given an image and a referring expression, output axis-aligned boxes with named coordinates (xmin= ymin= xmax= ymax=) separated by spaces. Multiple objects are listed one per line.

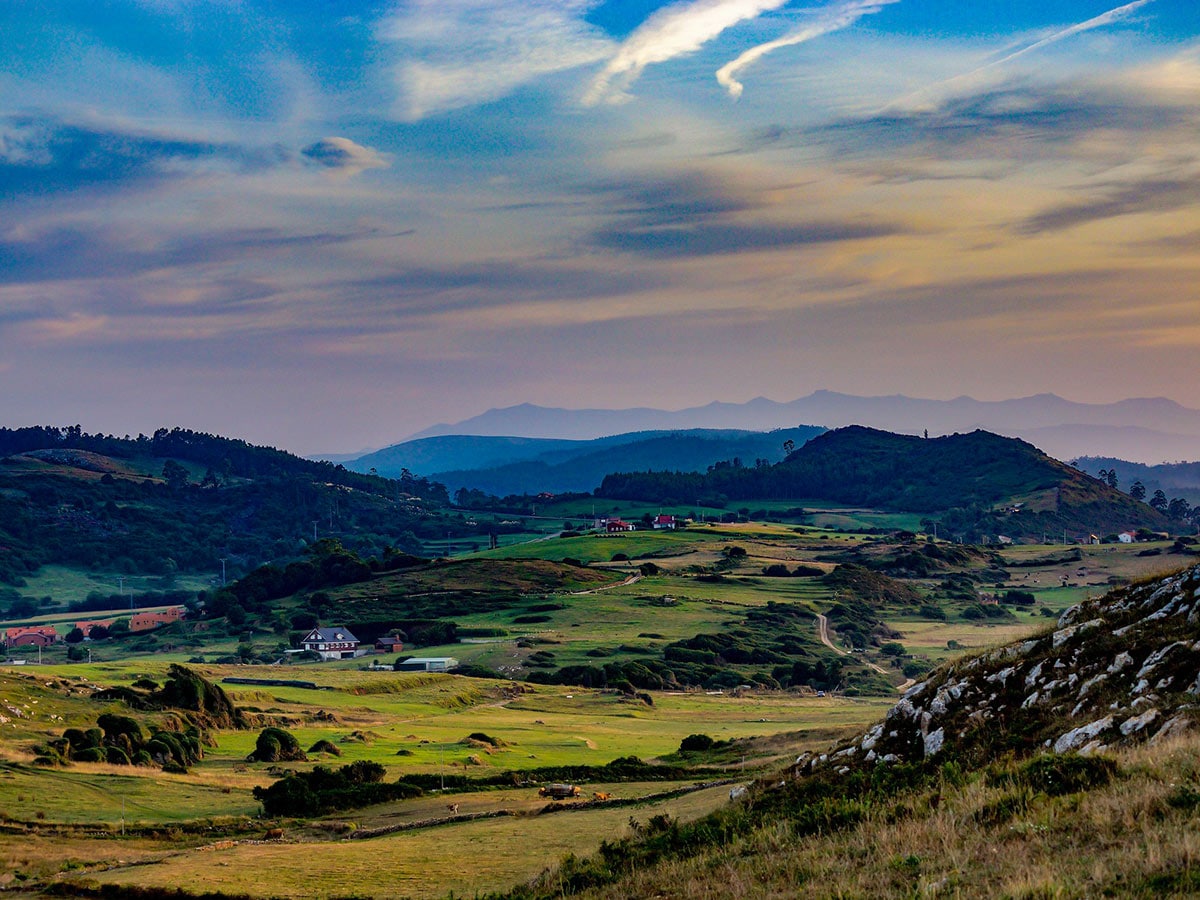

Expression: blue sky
xmin=2 ymin=1 xmax=1198 ymax=453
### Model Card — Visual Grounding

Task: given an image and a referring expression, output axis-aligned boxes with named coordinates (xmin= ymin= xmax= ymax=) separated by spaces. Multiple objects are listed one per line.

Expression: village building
xmin=301 ymin=626 xmax=363 ymax=660
xmin=5 ymin=626 xmax=60 ymax=648
xmin=375 ymin=635 xmax=405 ymax=653
xmin=605 ymin=518 xmax=635 ymax=533
xmin=129 ymin=606 xmax=186 ymax=632
xmin=75 ymin=620 xmax=115 ymax=639
xmin=652 ymin=514 xmax=677 ymax=530
xmin=1118 ymin=531 xmax=1136 ymax=543
xmin=395 ymin=656 xmax=459 ymax=672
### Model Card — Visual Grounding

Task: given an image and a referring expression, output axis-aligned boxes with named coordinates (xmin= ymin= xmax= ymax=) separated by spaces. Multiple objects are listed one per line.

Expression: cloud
xmin=0 ymin=115 xmax=281 ymax=201
xmin=716 ymin=0 xmax=899 ymax=99
xmin=591 ymin=218 xmax=900 ymax=256
xmin=892 ymin=0 xmax=1157 ymax=110
xmin=380 ymin=0 xmax=612 ymax=120
xmin=584 ymin=0 xmax=792 ymax=105
xmin=301 ymin=137 xmax=388 ymax=176
xmin=1019 ymin=175 xmax=1200 ymax=234
xmin=582 ymin=171 xmax=902 ymax=257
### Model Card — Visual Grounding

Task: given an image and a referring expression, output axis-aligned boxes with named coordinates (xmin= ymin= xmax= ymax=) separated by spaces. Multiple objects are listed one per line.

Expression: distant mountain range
xmin=404 ymin=391 xmax=1200 ymax=465
xmin=350 ymin=427 xmax=826 ymax=496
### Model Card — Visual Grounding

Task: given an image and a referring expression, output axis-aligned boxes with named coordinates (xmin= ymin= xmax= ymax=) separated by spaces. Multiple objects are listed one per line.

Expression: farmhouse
xmin=605 ymin=518 xmax=635 ymax=533
xmin=301 ymin=626 xmax=363 ymax=660
xmin=395 ymin=656 xmax=459 ymax=672
xmin=129 ymin=606 xmax=186 ymax=632
xmin=75 ymin=620 xmax=115 ymax=639
xmin=652 ymin=514 xmax=677 ymax=530
xmin=1118 ymin=531 xmax=1136 ymax=543
xmin=375 ymin=635 xmax=404 ymax=653
xmin=5 ymin=626 xmax=60 ymax=648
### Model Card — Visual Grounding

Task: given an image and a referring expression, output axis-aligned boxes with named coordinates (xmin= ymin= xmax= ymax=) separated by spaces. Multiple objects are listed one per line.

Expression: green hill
xmin=597 ymin=426 xmax=1171 ymax=539
xmin=0 ymin=425 xmax=460 ymax=602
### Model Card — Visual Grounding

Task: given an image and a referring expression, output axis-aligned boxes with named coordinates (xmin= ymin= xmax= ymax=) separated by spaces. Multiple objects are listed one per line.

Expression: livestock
xmin=592 ymin=792 xmax=612 ymax=801
xmin=264 ymin=828 xmax=284 ymax=840
xmin=446 ymin=803 xmax=460 ymax=814
xmin=538 ymin=783 xmax=581 ymax=799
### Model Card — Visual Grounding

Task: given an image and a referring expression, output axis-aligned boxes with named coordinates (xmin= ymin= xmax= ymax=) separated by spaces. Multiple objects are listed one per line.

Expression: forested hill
xmin=0 ymin=426 xmax=447 ymax=501
xmin=597 ymin=426 xmax=1170 ymax=534
xmin=0 ymin=426 xmax=456 ymax=590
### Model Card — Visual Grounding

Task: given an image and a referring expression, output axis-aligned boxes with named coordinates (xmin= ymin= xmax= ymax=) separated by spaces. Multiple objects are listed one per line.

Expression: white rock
xmin=1119 ymin=708 xmax=1160 ymax=736
xmin=1021 ymin=692 xmax=1041 ymax=709
xmin=1026 ymin=662 xmax=1045 ymax=689
xmin=1054 ymin=716 xmax=1114 ymax=753
xmin=987 ymin=667 xmax=1016 ymax=687
xmin=923 ymin=727 xmax=945 ymax=757
xmin=1078 ymin=673 xmax=1108 ymax=697
xmin=1107 ymin=652 xmax=1133 ymax=675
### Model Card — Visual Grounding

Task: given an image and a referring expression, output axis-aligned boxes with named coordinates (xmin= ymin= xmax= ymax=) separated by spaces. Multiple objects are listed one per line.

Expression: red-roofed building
xmin=129 ymin=607 xmax=185 ymax=632
xmin=75 ymin=620 xmax=115 ymax=639
xmin=606 ymin=518 xmax=635 ymax=533
xmin=652 ymin=515 xmax=677 ymax=530
xmin=5 ymin=626 xmax=60 ymax=648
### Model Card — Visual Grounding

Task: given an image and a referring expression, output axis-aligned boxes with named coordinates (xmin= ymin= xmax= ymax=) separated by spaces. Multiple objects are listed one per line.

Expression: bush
xmin=679 ymin=734 xmax=716 ymax=753
xmin=249 ymin=727 xmax=307 ymax=763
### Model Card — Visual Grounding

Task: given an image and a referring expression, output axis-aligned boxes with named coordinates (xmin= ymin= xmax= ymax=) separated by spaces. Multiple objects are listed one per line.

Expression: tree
xmin=1167 ymin=497 xmax=1192 ymax=521
xmin=782 ymin=439 xmax=795 ymax=455
xmin=1130 ymin=480 xmax=1147 ymax=501
xmin=161 ymin=459 xmax=189 ymax=490
xmin=65 ymin=627 xmax=85 ymax=644
xmin=1150 ymin=490 xmax=1169 ymax=513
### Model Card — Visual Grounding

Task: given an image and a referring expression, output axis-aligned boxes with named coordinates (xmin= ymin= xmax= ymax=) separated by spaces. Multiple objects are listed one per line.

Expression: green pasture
xmin=82 ymin=783 xmax=738 ymax=899
xmin=15 ymin=565 xmax=212 ymax=608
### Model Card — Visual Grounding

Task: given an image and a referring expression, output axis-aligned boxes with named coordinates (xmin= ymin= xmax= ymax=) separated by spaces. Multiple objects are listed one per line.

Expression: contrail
xmin=889 ymin=0 xmax=1155 ymax=109
xmin=717 ymin=0 xmax=899 ymax=99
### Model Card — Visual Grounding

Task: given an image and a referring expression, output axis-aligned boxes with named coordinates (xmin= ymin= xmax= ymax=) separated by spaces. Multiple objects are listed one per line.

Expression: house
xmin=395 ymin=656 xmax=459 ymax=672
xmin=1118 ymin=531 xmax=1136 ymax=543
xmin=129 ymin=607 xmax=186 ymax=632
xmin=652 ymin=515 xmax=677 ymax=530
xmin=75 ymin=620 xmax=115 ymax=639
xmin=606 ymin=518 xmax=635 ymax=533
xmin=5 ymin=626 xmax=60 ymax=648
xmin=375 ymin=635 xmax=405 ymax=653
xmin=301 ymin=627 xmax=362 ymax=660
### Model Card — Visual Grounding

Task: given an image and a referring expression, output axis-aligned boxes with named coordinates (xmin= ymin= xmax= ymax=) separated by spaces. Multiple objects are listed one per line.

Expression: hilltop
xmin=598 ymin=426 xmax=1172 ymax=540
xmin=0 ymin=425 xmax=460 ymax=594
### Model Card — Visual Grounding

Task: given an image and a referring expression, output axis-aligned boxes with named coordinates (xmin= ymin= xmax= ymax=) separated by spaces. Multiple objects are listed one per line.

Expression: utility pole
xmin=219 ymin=558 xmax=227 ymax=586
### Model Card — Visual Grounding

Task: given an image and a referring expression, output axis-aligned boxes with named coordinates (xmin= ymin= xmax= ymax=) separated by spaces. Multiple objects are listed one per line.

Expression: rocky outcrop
xmin=797 ymin=565 xmax=1200 ymax=776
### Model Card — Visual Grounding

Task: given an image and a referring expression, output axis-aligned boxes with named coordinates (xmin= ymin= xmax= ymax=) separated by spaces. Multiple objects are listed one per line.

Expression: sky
xmin=2 ymin=0 xmax=1198 ymax=455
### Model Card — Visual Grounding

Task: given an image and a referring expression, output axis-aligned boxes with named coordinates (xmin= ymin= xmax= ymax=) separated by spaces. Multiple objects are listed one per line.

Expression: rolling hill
xmin=597 ymin=426 xmax=1173 ymax=539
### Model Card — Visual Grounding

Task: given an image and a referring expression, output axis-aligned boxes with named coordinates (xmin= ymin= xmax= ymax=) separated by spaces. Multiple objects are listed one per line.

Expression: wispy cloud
xmin=716 ymin=0 xmax=899 ymax=99
xmin=584 ymin=0 xmax=791 ymax=105
xmin=892 ymin=0 xmax=1157 ymax=110
xmin=380 ymin=0 xmax=612 ymax=120
xmin=1019 ymin=174 xmax=1200 ymax=234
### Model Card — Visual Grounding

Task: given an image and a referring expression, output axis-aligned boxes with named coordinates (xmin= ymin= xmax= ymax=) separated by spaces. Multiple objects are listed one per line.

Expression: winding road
xmin=815 ymin=613 xmax=914 ymax=691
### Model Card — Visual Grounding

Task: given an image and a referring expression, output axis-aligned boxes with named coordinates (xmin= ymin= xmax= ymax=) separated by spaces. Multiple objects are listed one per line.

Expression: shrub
xmin=249 ymin=727 xmax=307 ymax=763
xmin=679 ymin=734 xmax=715 ymax=753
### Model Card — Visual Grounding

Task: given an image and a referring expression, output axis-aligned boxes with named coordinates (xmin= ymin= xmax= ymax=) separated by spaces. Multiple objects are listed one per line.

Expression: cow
xmin=592 ymin=792 xmax=612 ymax=801
xmin=264 ymin=828 xmax=284 ymax=840
xmin=446 ymin=803 xmax=460 ymax=814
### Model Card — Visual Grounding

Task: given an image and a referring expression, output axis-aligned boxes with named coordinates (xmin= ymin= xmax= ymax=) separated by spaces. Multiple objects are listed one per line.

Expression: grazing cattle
xmin=592 ymin=792 xmax=612 ymax=801
xmin=447 ymin=803 xmax=460 ymax=814
xmin=264 ymin=828 xmax=284 ymax=840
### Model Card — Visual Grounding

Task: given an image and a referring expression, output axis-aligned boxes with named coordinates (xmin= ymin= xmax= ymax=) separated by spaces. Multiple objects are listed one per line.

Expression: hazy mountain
xmin=349 ymin=427 xmax=825 ymax=495
xmin=408 ymin=392 xmax=1200 ymax=464
xmin=1075 ymin=456 xmax=1200 ymax=506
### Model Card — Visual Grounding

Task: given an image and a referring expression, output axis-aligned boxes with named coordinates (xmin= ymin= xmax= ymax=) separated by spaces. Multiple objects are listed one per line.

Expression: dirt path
xmin=815 ymin=613 xmax=899 ymax=684
xmin=570 ymin=574 xmax=641 ymax=595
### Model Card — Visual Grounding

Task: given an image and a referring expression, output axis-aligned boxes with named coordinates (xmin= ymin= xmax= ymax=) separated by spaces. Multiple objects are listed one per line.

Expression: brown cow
xmin=264 ymin=828 xmax=284 ymax=840
xmin=592 ymin=792 xmax=612 ymax=801
xmin=447 ymin=803 xmax=460 ymax=814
